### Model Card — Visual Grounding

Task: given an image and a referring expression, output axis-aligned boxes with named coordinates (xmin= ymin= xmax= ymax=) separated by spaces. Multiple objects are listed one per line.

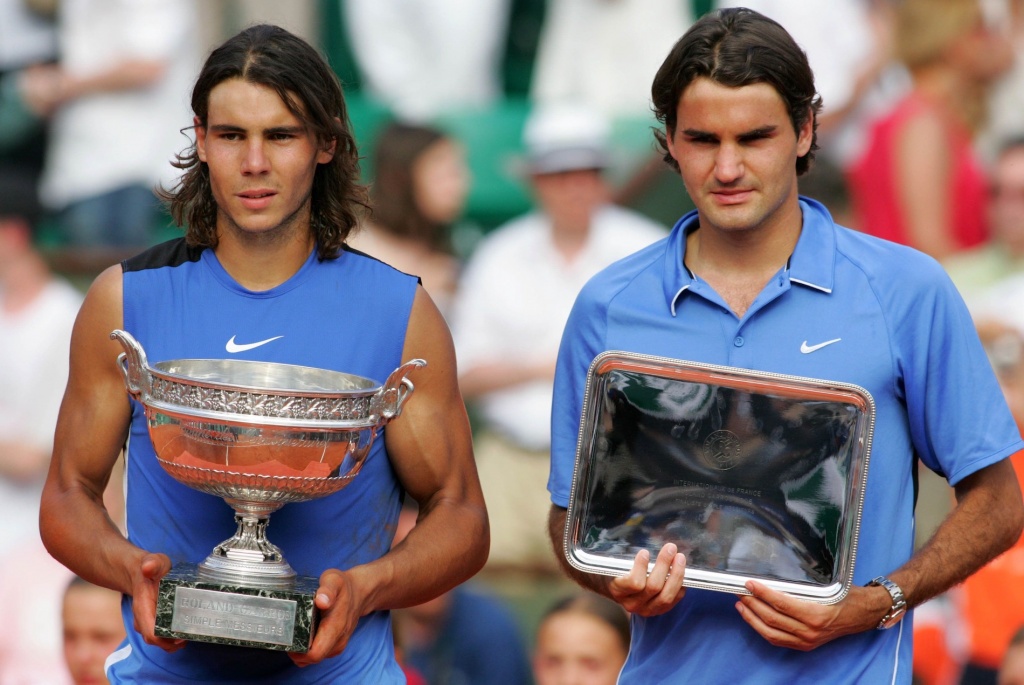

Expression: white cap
xmin=522 ymin=103 xmax=610 ymax=175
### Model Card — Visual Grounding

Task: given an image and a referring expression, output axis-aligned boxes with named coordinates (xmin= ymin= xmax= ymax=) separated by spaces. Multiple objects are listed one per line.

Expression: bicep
xmin=385 ymin=287 xmax=480 ymax=509
xmin=49 ymin=266 xmax=131 ymax=498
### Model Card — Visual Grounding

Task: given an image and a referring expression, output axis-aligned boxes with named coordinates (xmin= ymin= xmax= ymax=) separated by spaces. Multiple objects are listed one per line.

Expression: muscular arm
xmin=39 ymin=266 xmax=181 ymax=650
xmin=737 ymin=457 xmax=1024 ymax=650
xmin=295 ymin=287 xmax=489 ymax=665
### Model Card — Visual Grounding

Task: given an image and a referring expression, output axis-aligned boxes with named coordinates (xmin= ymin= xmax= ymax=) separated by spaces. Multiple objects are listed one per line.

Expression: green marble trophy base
xmin=154 ymin=563 xmax=320 ymax=653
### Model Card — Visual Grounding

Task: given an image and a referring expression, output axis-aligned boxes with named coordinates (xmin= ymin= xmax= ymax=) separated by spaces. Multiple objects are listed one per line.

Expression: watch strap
xmin=868 ymin=576 xmax=907 ymax=630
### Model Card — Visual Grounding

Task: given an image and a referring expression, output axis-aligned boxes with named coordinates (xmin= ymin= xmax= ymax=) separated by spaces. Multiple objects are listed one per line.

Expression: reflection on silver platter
xmin=564 ymin=351 xmax=875 ymax=604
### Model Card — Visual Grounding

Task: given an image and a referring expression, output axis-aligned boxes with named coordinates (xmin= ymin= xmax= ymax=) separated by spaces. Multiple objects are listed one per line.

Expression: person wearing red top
xmin=847 ymin=0 xmax=1011 ymax=261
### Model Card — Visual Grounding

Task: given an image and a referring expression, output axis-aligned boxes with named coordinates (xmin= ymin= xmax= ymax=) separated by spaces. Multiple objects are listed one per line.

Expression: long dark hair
xmin=159 ymin=24 xmax=367 ymax=259
xmin=369 ymin=121 xmax=452 ymax=252
xmin=651 ymin=7 xmax=822 ymax=176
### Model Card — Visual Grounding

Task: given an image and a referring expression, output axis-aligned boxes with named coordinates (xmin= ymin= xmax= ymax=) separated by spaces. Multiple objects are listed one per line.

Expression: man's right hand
xmin=131 ymin=553 xmax=186 ymax=652
xmin=608 ymin=543 xmax=688 ymax=617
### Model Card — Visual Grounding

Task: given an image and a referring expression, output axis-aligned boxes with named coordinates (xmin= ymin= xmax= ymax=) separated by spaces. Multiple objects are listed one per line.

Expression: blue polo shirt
xmin=549 ymin=198 xmax=1023 ymax=685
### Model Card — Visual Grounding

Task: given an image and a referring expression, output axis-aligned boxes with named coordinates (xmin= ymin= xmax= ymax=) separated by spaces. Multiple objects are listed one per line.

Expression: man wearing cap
xmin=449 ymin=104 xmax=666 ymax=574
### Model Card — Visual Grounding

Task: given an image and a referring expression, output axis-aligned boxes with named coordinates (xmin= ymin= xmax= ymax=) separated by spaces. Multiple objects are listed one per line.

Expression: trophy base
xmin=155 ymin=563 xmax=320 ymax=652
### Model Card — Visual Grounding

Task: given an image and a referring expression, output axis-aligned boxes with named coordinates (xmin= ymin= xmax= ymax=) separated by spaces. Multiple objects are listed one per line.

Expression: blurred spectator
xmin=391 ymin=505 xmax=532 ymax=685
xmin=61 ymin=577 xmax=126 ymax=685
xmin=347 ymin=121 xmax=469 ymax=316
xmin=0 ymin=537 xmax=74 ymax=684
xmin=954 ymin=321 xmax=1024 ymax=685
xmin=530 ymin=0 xmax=692 ymax=118
xmin=976 ymin=0 xmax=1024 ymax=162
xmin=24 ymin=0 xmax=199 ymax=247
xmin=847 ymin=0 xmax=1013 ymax=261
xmin=0 ymin=171 xmax=82 ymax=556
xmin=1001 ymin=626 xmax=1024 ymax=685
xmin=945 ymin=137 xmax=1024 ymax=307
xmin=450 ymin=103 xmax=666 ymax=574
xmin=532 ymin=594 xmax=630 ymax=685
xmin=343 ymin=0 xmax=512 ymax=121
xmin=911 ymin=320 xmax=1024 ymax=685
xmin=0 ymin=0 xmax=57 ymax=176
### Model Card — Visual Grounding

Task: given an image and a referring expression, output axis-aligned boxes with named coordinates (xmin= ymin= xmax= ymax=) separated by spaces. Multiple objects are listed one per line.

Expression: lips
xmin=711 ymin=189 xmax=753 ymax=205
xmin=237 ymin=189 xmax=276 ymax=210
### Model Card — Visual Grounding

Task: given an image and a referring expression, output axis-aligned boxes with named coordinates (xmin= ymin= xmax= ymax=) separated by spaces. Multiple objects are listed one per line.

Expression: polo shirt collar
xmin=663 ymin=196 xmax=837 ymax=316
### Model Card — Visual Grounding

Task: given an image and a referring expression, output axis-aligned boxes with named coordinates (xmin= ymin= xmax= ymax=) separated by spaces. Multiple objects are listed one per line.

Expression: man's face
xmin=196 ymin=78 xmax=336 ymax=241
xmin=533 ymin=612 xmax=627 ymax=685
xmin=989 ymin=145 xmax=1024 ymax=256
xmin=531 ymin=169 xmax=607 ymax=234
xmin=62 ymin=585 xmax=126 ymax=685
xmin=665 ymin=78 xmax=812 ymax=236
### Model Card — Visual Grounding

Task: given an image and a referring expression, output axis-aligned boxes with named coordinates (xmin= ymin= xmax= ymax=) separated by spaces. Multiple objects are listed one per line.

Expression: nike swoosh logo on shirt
xmin=800 ymin=338 xmax=842 ymax=354
xmin=225 ymin=335 xmax=284 ymax=353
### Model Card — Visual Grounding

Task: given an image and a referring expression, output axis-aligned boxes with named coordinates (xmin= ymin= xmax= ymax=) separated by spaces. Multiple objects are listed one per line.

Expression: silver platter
xmin=564 ymin=351 xmax=875 ymax=604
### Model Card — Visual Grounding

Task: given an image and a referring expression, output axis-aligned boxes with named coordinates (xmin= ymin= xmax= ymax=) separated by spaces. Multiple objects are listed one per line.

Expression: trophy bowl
xmin=111 ymin=329 xmax=425 ymax=589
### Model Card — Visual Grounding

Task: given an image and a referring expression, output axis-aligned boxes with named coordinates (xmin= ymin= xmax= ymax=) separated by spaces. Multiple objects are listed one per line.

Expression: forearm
xmin=890 ymin=459 xmax=1024 ymax=609
xmin=459 ymin=360 xmax=554 ymax=399
xmin=348 ymin=494 xmax=489 ymax=615
xmin=40 ymin=475 xmax=145 ymax=595
xmin=0 ymin=440 xmax=49 ymax=482
xmin=547 ymin=506 xmax=613 ymax=596
xmin=59 ymin=59 xmax=166 ymax=102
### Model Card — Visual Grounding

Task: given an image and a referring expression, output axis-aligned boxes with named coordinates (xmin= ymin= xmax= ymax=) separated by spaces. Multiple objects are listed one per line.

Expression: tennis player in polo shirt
xmin=547 ymin=8 xmax=1024 ymax=684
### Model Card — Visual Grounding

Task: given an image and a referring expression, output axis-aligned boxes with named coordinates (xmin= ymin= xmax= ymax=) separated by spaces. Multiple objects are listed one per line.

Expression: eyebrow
xmin=207 ymin=124 xmax=307 ymax=136
xmin=680 ymin=125 xmax=779 ymax=139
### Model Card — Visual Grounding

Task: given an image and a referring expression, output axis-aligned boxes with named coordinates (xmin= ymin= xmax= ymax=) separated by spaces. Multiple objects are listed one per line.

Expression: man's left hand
xmin=735 ymin=581 xmax=890 ymax=651
xmin=289 ymin=568 xmax=364 ymax=667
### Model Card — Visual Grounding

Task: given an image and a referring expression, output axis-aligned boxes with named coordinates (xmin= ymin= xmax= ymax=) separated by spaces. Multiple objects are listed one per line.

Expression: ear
xmin=317 ymin=117 xmax=340 ymax=165
xmin=194 ymin=116 xmax=208 ymax=163
xmin=664 ymin=125 xmax=680 ymax=163
xmin=796 ymin=110 xmax=814 ymax=158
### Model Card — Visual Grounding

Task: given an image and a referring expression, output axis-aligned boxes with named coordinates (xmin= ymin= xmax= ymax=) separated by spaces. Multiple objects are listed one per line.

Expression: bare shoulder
xmin=402 ymin=286 xmax=459 ymax=388
xmin=72 ymin=265 xmax=125 ymax=368
xmin=387 ymin=286 xmax=476 ymax=504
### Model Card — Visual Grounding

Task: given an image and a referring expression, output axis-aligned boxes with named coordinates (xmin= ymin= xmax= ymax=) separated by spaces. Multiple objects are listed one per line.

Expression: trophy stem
xmin=198 ymin=508 xmax=297 ymax=588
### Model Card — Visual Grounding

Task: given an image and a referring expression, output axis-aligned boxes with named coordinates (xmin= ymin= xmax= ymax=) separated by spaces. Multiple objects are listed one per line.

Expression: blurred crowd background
xmin=5 ymin=0 xmax=1024 ymax=683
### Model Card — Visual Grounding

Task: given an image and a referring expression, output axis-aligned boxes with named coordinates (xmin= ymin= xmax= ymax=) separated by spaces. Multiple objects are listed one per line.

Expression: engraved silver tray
xmin=564 ymin=352 xmax=875 ymax=604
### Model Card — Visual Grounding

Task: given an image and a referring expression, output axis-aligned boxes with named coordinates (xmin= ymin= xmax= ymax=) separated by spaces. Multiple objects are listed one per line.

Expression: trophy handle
xmin=377 ymin=359 xmax=427 ymax=422
xmin=110 ymin=329 xmax=150 ymax=400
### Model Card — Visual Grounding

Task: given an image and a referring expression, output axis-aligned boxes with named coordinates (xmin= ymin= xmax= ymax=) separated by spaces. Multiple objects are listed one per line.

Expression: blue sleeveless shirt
xmin=108 ymin=239 xmax=417 ymax=683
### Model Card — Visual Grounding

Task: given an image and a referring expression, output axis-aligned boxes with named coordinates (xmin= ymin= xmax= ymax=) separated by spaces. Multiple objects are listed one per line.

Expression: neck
xmin=215 ymin=224 xmax=317 ymax=291
xmin=687 ymin=200 xmax=802 ymax=278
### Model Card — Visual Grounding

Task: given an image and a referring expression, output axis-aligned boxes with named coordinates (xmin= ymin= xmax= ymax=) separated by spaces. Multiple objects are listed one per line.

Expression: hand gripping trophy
xmin=111 ymin=329 xmax=424 ymax=653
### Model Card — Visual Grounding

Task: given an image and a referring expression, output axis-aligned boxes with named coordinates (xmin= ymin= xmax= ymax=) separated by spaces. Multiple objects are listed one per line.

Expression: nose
xmin=714 ymin=143 xmax=744 ymax=184
xmin=241 ymin=139 xmax=270 ymax=175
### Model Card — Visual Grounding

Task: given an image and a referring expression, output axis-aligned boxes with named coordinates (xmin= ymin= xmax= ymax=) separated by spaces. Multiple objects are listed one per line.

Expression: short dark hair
xmin=651 ymin=7 xmax=822 ymax=176
xmin=159 ymin=24 xmax=367 ymax=260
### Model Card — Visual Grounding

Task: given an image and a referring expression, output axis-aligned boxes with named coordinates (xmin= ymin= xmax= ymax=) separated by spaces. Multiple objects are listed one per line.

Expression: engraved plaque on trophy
xmin=564 ymin=351 xmax=875 ymax=604
xmin=112 ymin=330 xmax=424 ymax=652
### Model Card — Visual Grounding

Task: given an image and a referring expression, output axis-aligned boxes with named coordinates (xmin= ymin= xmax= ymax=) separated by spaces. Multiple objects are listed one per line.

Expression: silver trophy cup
xmin=111 ymin=329 xmax=424 ymax=652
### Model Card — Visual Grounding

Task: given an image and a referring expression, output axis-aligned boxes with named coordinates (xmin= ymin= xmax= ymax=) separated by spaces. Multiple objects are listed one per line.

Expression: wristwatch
xmin=868 ymin=576 xmax=907 ymax=630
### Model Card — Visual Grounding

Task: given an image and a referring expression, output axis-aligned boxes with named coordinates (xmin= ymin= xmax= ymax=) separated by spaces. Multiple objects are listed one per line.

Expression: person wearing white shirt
xmin=450 ymin=104 xmax=667 ymax=573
